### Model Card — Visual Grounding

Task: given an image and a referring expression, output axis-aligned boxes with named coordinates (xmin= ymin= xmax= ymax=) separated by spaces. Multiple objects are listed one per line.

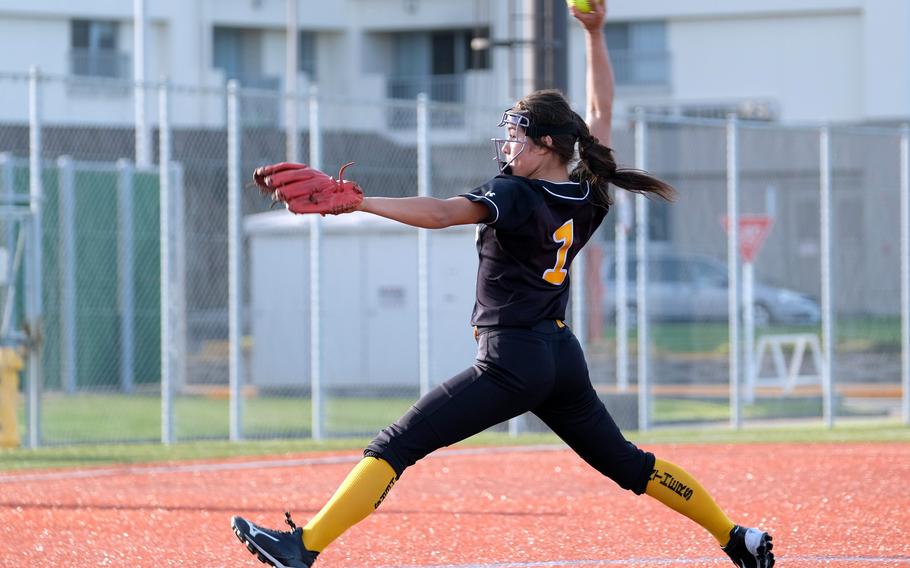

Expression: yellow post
xmin=0 ymin=347 xmax=23 ymax=448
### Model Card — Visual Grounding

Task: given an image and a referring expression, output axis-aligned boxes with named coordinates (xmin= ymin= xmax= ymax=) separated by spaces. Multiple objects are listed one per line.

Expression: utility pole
xmin=535 ymin=0 xmax=568 ymax=92
xmin=134 ymin=0 xmax=150 ymax=167
xmin=286 ymin=0 xmax=299 ymax=162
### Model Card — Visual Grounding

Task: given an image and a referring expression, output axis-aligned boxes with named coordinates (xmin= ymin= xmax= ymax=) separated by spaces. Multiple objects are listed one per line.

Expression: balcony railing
xmin=387 ymin=74 xmax=465 ymax=104
xmin=610 ymin=49 xmax=672 ymax=87
xmin=228 ymin=74 xmax=281 ymax=92
xmin=386 ymin=74 xmax=466 ymax=129
xmin=69 ymin=49 xmax=131 ymax=79
xmin=214 ymin=73 xmax=282 ymax=127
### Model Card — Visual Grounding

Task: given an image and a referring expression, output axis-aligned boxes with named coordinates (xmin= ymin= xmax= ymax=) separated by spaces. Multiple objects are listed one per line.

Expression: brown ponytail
xmin=511 ymin=89 xmax=677 ymax=210
xmin=572 ymin=129 xmax=676 ymax=209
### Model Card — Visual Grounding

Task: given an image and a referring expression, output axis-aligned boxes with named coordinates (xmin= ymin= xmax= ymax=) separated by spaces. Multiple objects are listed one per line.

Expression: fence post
xmin=571 ymin=91 xmax=589 ymax=345
xmin=227 ymin=80 xmax=244 ymax=441
xmin=615 ymin=190 xmax=630 ymax=392
xmin=0 ymin=153 xmax=16 ymax=342
xmin=572 ymin=237 xmax=586 ymax=347
xmin=309 ymin=85 xmax=324 ymax=441
xmin=726 ymin=114 xmax=742 ymax=430
xmin=901 ymin=126 xmax=910 ymax=426
xmin=1 ymin=153 xmax=14 ymax=254
xmin=0 ymin=153 xmax=25 ymax=340
xmin=57 ymin=156 xmax=77 ymax=395
xmin=26 ymin=65 xmax=43 ymax=449
xmin=416 ymin=93 xmax=431 ymax=399
xmin=117 ymin=159 xmax=136 ymax=394
xmin=173 ymin=161 xmax=187 ymax=395
xmin=286 ymin=0 xmax=299 ymax=163
xmin=742 ymin=260 xmax=755 ymax=405
xmin=819 ymin=127 xmax=834 ymax=429
xmin=634 ymin=109 xmax=650 ymax=431
xmin=159 ymin=79 xmax=174 ymax=444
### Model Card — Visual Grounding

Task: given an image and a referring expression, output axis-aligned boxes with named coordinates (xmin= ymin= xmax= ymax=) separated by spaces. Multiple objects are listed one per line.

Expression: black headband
xmin=527 ymin=122 xmax=579 ymax=138
xmin=500 ymin=110 xmax=579 ymax=140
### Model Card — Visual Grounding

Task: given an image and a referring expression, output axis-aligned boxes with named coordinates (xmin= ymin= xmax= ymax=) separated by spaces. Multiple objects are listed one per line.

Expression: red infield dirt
xmin=1 ymin=442 xmax=908 ymax=567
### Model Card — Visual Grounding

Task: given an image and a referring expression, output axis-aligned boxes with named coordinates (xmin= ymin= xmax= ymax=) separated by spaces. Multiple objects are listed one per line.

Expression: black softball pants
xmin=365 ymin=321 xmax=655 ymax=494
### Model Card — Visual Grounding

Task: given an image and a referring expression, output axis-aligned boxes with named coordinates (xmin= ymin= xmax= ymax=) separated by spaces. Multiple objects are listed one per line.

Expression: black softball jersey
xmin=462 ymin=175 xmax=607 ymax=326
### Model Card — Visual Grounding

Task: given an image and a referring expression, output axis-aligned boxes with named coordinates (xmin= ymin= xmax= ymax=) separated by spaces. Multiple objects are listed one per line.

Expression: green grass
xmin=0 ymin=438 xmax=375 ymax=471
xmin=598 ymin=317 xmax=900 ymax=354
xmin=19 ymin=393 xmax=414 ymax=443
xmin=2 ymin=421 xmax=907 ymax=471
xmin=838 ymin=317 xmax=902 ymax=351
xmin=2 ymin=390 xmax=907 ymax=472
xmin=17 ymin=393 xmax=847 ymax=446
xmin=654 ymin=397 xmax=825 ymax=423
xmin=630 ymin=420 xmax=910 ymax=444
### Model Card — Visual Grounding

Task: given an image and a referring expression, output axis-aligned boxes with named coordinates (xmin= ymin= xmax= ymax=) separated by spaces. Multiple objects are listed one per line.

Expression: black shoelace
xmin=284 ymin=511 xmax=298 ymax=531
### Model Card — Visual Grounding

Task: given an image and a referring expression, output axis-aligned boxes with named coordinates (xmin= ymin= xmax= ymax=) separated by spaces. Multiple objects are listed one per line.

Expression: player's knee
xmin=364 ymin=425 xmax=425 ymax=478
xmin=363 ymin=447 xmax=406 ymax=478
xmin=605 ymin=449 xmax=656 ymax=495
xmin=365 ymin=400 xmax=449 ymax=477
xmin=611 ymin=470 xmax=648 ymax=494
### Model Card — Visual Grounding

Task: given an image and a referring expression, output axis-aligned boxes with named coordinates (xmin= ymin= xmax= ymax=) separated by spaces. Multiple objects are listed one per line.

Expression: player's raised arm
xmin=570 ymin=0 xmax=613 ymax=147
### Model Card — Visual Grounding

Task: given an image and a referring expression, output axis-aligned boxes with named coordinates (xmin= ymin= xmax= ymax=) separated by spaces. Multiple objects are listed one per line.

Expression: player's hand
xmin=570 ymin=0 xmax=607 ymax=33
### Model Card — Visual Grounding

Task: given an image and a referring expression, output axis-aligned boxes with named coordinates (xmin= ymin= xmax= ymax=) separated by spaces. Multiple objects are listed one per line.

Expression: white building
xmin=0 ymin=0 xmax=907 ymax=128
xmin=591 ymin=0 xmax=910 ymax=124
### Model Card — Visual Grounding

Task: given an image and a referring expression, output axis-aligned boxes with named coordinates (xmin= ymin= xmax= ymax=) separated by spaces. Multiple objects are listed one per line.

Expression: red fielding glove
xmin=251 ymin=162 xmax=363 ymax=215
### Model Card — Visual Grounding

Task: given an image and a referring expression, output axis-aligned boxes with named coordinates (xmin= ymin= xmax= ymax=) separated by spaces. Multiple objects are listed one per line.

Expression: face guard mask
xmin=491 ymin=111 xmax=530 ymax=175
xmin=491 ymin=110 xmax=581 ymax=174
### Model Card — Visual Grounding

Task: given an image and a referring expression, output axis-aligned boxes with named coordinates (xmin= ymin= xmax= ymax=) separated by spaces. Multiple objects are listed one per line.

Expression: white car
xmin=601 ymin=251 xmax=821 ymax=326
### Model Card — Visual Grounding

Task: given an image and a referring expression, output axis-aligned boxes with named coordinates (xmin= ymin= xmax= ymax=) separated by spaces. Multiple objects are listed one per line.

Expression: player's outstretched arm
xmin=360 ymin=195 xmax=488 ymax=229
xmin=252 ymin=162 xmax=486 ymax=225
xmin=570 ymin=0 xmax=613 ymax=147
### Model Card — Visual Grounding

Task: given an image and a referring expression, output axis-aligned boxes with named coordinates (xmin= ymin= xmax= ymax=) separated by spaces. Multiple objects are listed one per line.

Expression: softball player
xmin=231 ymin=2 xmax=774 ymax=567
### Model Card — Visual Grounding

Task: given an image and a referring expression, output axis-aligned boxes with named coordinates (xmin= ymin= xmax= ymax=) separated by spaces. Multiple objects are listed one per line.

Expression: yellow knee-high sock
xmin=302 ymin=457 xmax=398 ymax=552
xmin=645 ymin=458 xmax=735 ymax=546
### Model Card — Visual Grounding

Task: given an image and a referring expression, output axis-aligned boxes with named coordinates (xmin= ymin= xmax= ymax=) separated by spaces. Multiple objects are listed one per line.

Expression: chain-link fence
xmin=830 ymin=128 xmax=903 ymax=421
xmin=0 ymin=70 xmax=908 ymax=447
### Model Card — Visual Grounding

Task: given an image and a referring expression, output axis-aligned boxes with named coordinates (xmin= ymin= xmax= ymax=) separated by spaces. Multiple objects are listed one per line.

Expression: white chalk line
xmin=0 ymin=444 xmax=567 ymax=484
xmin=381 ymin=556 xmax=910 ymax=567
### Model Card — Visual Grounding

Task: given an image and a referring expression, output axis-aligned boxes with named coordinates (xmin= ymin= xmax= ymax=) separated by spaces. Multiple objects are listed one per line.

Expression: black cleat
xmin=722 ymin=525 xmax=775 ymax=568
xmin=231 ymin=512 xmax=319 ymax=568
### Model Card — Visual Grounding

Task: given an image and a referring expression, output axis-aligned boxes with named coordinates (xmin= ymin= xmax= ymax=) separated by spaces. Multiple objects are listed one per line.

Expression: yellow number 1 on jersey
xmin=543 ymin=219 xmax=574 ymax=285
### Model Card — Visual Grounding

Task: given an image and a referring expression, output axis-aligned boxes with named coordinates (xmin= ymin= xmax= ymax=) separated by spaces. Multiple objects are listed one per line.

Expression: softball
xmin=566 ymin=0 xmax=595 ymax=13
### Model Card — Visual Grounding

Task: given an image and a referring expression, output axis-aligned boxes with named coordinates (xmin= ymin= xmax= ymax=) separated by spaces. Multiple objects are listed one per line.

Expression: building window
xmin=70 ymin=20 xmax=129 ymax=78
xmin=383 ymin=28 xmax=488 ymax=128
xmin=213 ymin=27 xmax=280 ymax=126
xmin=298 ymin=31 xmax=317 ymax=79
xmin=388 ymin=29 xmax=489 ymax=102
xmin=466 ymin=28 xmax=491 ymax=71
xmin=213 ymin=27 xmax=279 ymax=90
xmin=605 ymin=21 xmax=670 ymax=87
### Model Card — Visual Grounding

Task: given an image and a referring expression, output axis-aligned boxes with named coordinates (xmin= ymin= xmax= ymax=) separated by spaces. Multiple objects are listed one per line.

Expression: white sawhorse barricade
xmin=747 ymin=333 xmax=824 ymax=402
